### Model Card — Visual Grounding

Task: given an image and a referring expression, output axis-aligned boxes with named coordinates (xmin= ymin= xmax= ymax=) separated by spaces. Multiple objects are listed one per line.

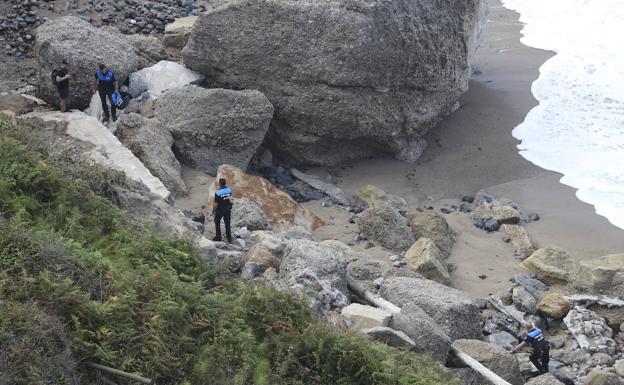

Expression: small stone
xmin=240 ymin=262 xmax=258 ymax=280
xmin=479 ymin=274 xmax=487 ymax=280
xmin=373 ymin=277 xmax=385 ymax=287
xmin=462 ymin=195 xmax=475 ymax=203
xmin=502 ymin=235 xmax=511 ymax=243
xmin=528 ymin=212 xmax=540 ymax=222
xmin=392 ymin=260 xmax=404 ymax=268
xmin=440 ymin=208 xmax=451 ymax=214
xmin=388 ymin=254 xmax=399 ymax=262
xmin=484 ymin=218 xmax=500 ymax=232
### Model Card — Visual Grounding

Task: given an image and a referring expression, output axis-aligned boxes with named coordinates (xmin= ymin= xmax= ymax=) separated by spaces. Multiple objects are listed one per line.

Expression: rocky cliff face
xmin=183 ymin=0 xmax=486 ymax=166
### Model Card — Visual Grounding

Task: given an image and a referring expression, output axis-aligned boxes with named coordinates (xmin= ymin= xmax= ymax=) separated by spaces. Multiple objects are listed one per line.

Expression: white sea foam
xmin=501 ymin=0 xmax=624 ymax=229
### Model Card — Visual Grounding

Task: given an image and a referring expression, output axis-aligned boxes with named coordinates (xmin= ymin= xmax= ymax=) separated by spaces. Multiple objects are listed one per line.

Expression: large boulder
xmin=525 ymin=374 xmax=564 ymax=385
xmin=574 ymin=254 xmax=624 ymax=297
xmin=404 ymin=238 xmax=450 ymax=284
xmin=35 ymin=17 xmax=138 ymax=109
xmin=357 ymin=205 xmax=414 ymax=251
xmin=353 ymin=185 xmax=408 ymax=215
xmin=124 ymin=34 xmax=168 ymax=70
xmin=209 ymin=165 xmax=323 ymax=232
xmin=164 ymin=16 xmax=198 ymax=50
xmin=501 ymin=224 xmax=534 ymax=259
xmin=390 ymin=302 xmax=452 ymax=362
xmin=563 ymin=307 xmax=616 ymax=352
xmin=512 ymin=285 xmax=537 ymax=313
xmin=380 ymin=276 xmax=483 ymax=340
xmin=584 ymin=370 xmax=623 ymax=385
xmin=245 ymin=244 xmax=280 ymax=273
xmin=409 ymin=210 xmax=454 ymax=257
xmin=537 ymin=293 xmax=572 ymax=320
xmin=522 ymin=247 xmax=576 ymax=284
xmin=231 ymin=198 xmax=270 ymax=231
xmin=346 ymin=256 xmax=421 ymax=294
xmin=451 ymin=339 xmax=525 ymax=385
xmin=155 ymin=86 xmax=274 ymax=174
xmin=183 ymin=0 xmax=486 ymax=166
xmin=279 ymin=239 xmax=350 ymax=313
xmin=116 ymin=113 xmax=186 ymax=196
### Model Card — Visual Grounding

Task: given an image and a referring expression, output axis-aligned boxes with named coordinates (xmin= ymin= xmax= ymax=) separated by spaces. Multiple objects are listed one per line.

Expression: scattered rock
xmin=155 ymin=86 xmax=274 ymax=174
xmin=501 ymin=224 xmax=534 ymax=260
xmin=409 ymin=210 xmax=455 ymax=257
xmin=574 ymin=254 xmax=624 ymax=298
xmin=512 ymin=285 xmax=537 ymax=313
xmin=353 ymin=185 xmax=408 ymax=215
xmin=245 ymin=244 xmax=280 ymax=273
xmin=359 ymin=326 xmax=416 ymax=350
xmin=584 ymin=370 xmax=623 ymax=385
xmin=403 ymin=238 xmax=450 ymax=284
xmin=522 ymin=247 xmax=576 ymax=284
xmin=357 ymin=205 xmax=415 ymax=252
xmin=614 ymin=359 xmax=624 ymax=377
xmin=487 ymin=331 xmax=518 ymax=351
xmin=182 ymin=0 xmax=486 ymax=165
xmin=590 ymin=352 xmax=615 ymax=366
xmin=525 ymin=373 xmax=564 ymax=385
xmin=537 ymin=293 xmax=573 ymax=320
xmin=116 ymin=113 xmax=186 ymax=196
xmin=390 ymin=302 xmax=452 ymax=362
xmin=451 ymin=339 xmax=525 ymax=385
xmin=563 ymin=307 xmax=616 ymax=352
xmin=241 ymin=261 xmax=259 ymax=280
xmin=231 ymin=198 xmax=269 ymax=231
xmin=514 ymin=273 xmax=549 ymax=298
xmin=341 ymin=303 xmax=392 ymax=329
xmin=380 ymin=276 xmax=483 ymax=340
xmin=0 ymin=94 xmax=40 ymax=115
xmin=346 ymin=256 xmax=420 ymax=294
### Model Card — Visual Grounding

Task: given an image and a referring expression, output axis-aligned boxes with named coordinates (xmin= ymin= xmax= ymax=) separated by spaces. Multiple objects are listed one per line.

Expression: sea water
xmin=501 ymin=0 xmax=624 ymax=229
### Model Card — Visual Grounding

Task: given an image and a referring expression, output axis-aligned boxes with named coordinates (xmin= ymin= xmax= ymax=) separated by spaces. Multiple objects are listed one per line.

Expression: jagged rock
xmin=353 ymin=185 xmax=408 ymax=215
xmin=357 ymin=206 xmax=414 ymax=251
xmin=359 ymin=326 xmax=416 ymax=349
xmin=164 ymin=16 xmax=198 ymax=50
xmin=483 ymin=309 xmax=521 ymax=337
xmin=574 ymin=254 xmax=624 ymax=298
xmin=209 ymin=165 xmax=324 ymax=232
xmin=390 ymin=302 xmax=452 ymax=362
xmin=525 ymin=374 xmax=564 ymax=385
xmin=35 ymin=16 xmax=138 ymax=109
xmin=512 ymin=285 xmax=538 ymax=313
xmin=409 ymin=209 xmax=455 ymax=257
xmin=245 ymin=244 xmax=280 ymax=273
xmin=216 ymin=248 xmax=245 ymax=273
xmin=404 ymin=238 xmax=450 ymax=284
xmin=231 ymin=198 xmax=269 ymax=231
xmin=451 ymin=339 xmax=525 ymax=385
xmin=501 ymin=224 xmax=534 ymax=259
xmin=537 ymin=293 xmax=573 ymax=319
xmin=341 ymin=303 xmax=392 ymax=329
xmin=128 ymin=60 xmax=203 ymax=99
xmin=380 ymin=276 xmax=483 ymax=340
xmin=250 ymin=231 xmax=288 ymax=258
xmin=116 ymin=113 xmax=186 ymax=196
xmin=584 ymin=370 xmax=623 ymax=385
xmin=279 ymin=239 xmax=350 ymax=313
xmin=183 ymin=0 xmax=486 ymax=165
xmin=563 ymin=307 xmax=616 ymax=352
xmin=21 ymin=111 xmax=169 ymax=199
xmin=155 ymin=86 xmax=274 ymax=174
xmin=487 ymin=331 xmax=518 ymax=351
xmin=522 ymin=247 xmax=576 ymax=284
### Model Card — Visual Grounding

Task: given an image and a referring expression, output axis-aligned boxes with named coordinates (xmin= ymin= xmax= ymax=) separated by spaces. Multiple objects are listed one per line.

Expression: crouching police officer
xmin=513 ymin=322 xmax=550 ymax=374
xmin=212 ymin=178 xmax=233 ymax=243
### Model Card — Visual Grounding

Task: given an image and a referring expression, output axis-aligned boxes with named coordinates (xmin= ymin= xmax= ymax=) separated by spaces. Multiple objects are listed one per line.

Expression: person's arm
xmin=92 ymin=76 xmax=98 ymax=94
xmin=512 ymin=341 xmax=527 ymax=353
xmin=112 ymin=74 xmax=118 ymax=91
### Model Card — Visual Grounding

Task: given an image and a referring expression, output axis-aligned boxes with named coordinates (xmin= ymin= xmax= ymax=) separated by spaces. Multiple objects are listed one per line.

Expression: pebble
xmin=392 ymin=260 xmax=405 ymax=268
xmin=478 ymin=274 xmax=487 ymax=280
xmin=461 ymin=195 xmax=475 ymax=203
xmin=440 ymin=208 xmax=451 ymax=214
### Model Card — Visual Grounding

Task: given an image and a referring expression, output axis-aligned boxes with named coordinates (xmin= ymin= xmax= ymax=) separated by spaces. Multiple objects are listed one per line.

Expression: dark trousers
xmin=98 ymin=89 xmax=116 ymax=119
xmin=530 ymin=347 xmax=550 ymax=374
xmin=214 ymin=210 xmax=232 ymax=242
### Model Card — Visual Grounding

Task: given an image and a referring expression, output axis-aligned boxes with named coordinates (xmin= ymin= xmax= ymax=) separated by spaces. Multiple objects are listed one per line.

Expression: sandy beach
xmin=303 ymin=0 xmax=624 ymax=298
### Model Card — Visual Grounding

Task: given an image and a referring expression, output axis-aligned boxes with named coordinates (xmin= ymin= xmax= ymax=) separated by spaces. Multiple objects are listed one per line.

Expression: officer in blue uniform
xmin=212 ymin=178 xmax=233 ymax=243
xmin=513 ymin=323 xmax=550 ymax=374
xmin=92 ymin=63 xmax=118 ymax=122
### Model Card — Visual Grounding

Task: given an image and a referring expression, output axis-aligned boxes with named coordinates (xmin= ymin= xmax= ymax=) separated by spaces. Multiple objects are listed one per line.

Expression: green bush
xmin=0 ymin=124 xmax=458 ymax=385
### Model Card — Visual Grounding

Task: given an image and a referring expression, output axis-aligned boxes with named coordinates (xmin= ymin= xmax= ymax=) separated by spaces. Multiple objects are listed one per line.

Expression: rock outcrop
xmin=183 ymin=0 xmax=486 ymax=165
xmin=209 ymin=165 xmax=324 ymax=232
xmin=409 ymin=210 xmax=455 ymax=257
xmin=35 ymin=17 xmax=138 ymax=109
xmin=116 ymin=113 xmax=186 ymax=196
xmin=155 ymin=86 xmax=274 ymax=174
xmin=403 ymin=238 xmax=450 ymax=284
xmin=357 ymin=206 xmax=414 ymax=251
xmin=522 ymin=247 xmax=576 ymax=284
xmin=574 ymin=254 xmax=624 ymax=298
xmin=451 ymin=339 xmax=525 ymax=385
xmin=380 ymin=276 xmax=483 ymax=340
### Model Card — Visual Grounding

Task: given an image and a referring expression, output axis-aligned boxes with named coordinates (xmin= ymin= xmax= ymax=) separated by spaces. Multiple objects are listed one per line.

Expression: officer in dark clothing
xmin=54 ymin=59 xmax=70 ymax=112
xmin=92 ymin=63 xmax=118 ymax=122
xmin=513 ymin=323 xmax=550 ymax=374
xmin=212 ymin=178 xmax=233 ymax=243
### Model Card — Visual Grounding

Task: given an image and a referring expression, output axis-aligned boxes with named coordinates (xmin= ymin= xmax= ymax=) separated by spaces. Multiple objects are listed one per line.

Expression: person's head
xmin=99 ymin=63 xmax=107 ymax=73
xmin=524 ymin=321 xmax=535 ymax=331
xmin=219 ymin=178 xmax=227 ymax=187
xmin=61 ymin=58 xmax=68 ymax=69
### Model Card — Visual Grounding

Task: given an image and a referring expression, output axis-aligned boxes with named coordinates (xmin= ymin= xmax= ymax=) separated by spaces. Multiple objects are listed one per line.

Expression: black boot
xmin=102 ymin=115 xmax=109 ymax=123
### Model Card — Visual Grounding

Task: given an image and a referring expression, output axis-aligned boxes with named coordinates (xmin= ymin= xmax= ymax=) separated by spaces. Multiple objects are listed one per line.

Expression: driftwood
xmin=452 ymin=347 xmax=514 ymax=385
xmin=346 ymin=278 xmax=401 ymax=314
xmin=86 ymin=362 xmax=152 ymax=384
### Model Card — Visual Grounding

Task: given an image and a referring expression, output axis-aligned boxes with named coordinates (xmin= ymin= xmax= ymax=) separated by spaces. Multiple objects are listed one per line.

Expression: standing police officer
xmin=512 ymin=323 xmax=550 ymax=374
xmin=92 ymin=63 xmax=118 ymax=122
xmin=212 ymin=178 xmax=233 ymax=243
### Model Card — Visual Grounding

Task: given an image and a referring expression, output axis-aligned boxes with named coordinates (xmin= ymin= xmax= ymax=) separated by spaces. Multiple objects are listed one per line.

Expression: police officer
xmin=512 ymin=323 xmax=550 ymax=374
xmin=53 ymin=59 xmax=70 ymax=112
xmin=212 ymin=178 xmax=233 ymax=243
xmin=92 ymin=63 xmax=118 ymax=122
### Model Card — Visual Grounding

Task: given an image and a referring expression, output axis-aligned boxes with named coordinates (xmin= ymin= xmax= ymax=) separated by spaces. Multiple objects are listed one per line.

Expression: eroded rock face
xmin=155 ymin=86 xmax=274 ymax=174
xmin=209 ymin=165 xmax=324 ymax=232
xmin=35 ymin=17 xmax=138 ymax=109
xmin=451 ymin=339 xmax=525 ymax=385
xmin=183 ymin=0 xmax=486 ymax=166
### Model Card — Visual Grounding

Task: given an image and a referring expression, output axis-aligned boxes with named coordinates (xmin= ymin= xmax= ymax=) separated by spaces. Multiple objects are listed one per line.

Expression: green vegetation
xmin=0 ymin=115 xmax=458 ymax=385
